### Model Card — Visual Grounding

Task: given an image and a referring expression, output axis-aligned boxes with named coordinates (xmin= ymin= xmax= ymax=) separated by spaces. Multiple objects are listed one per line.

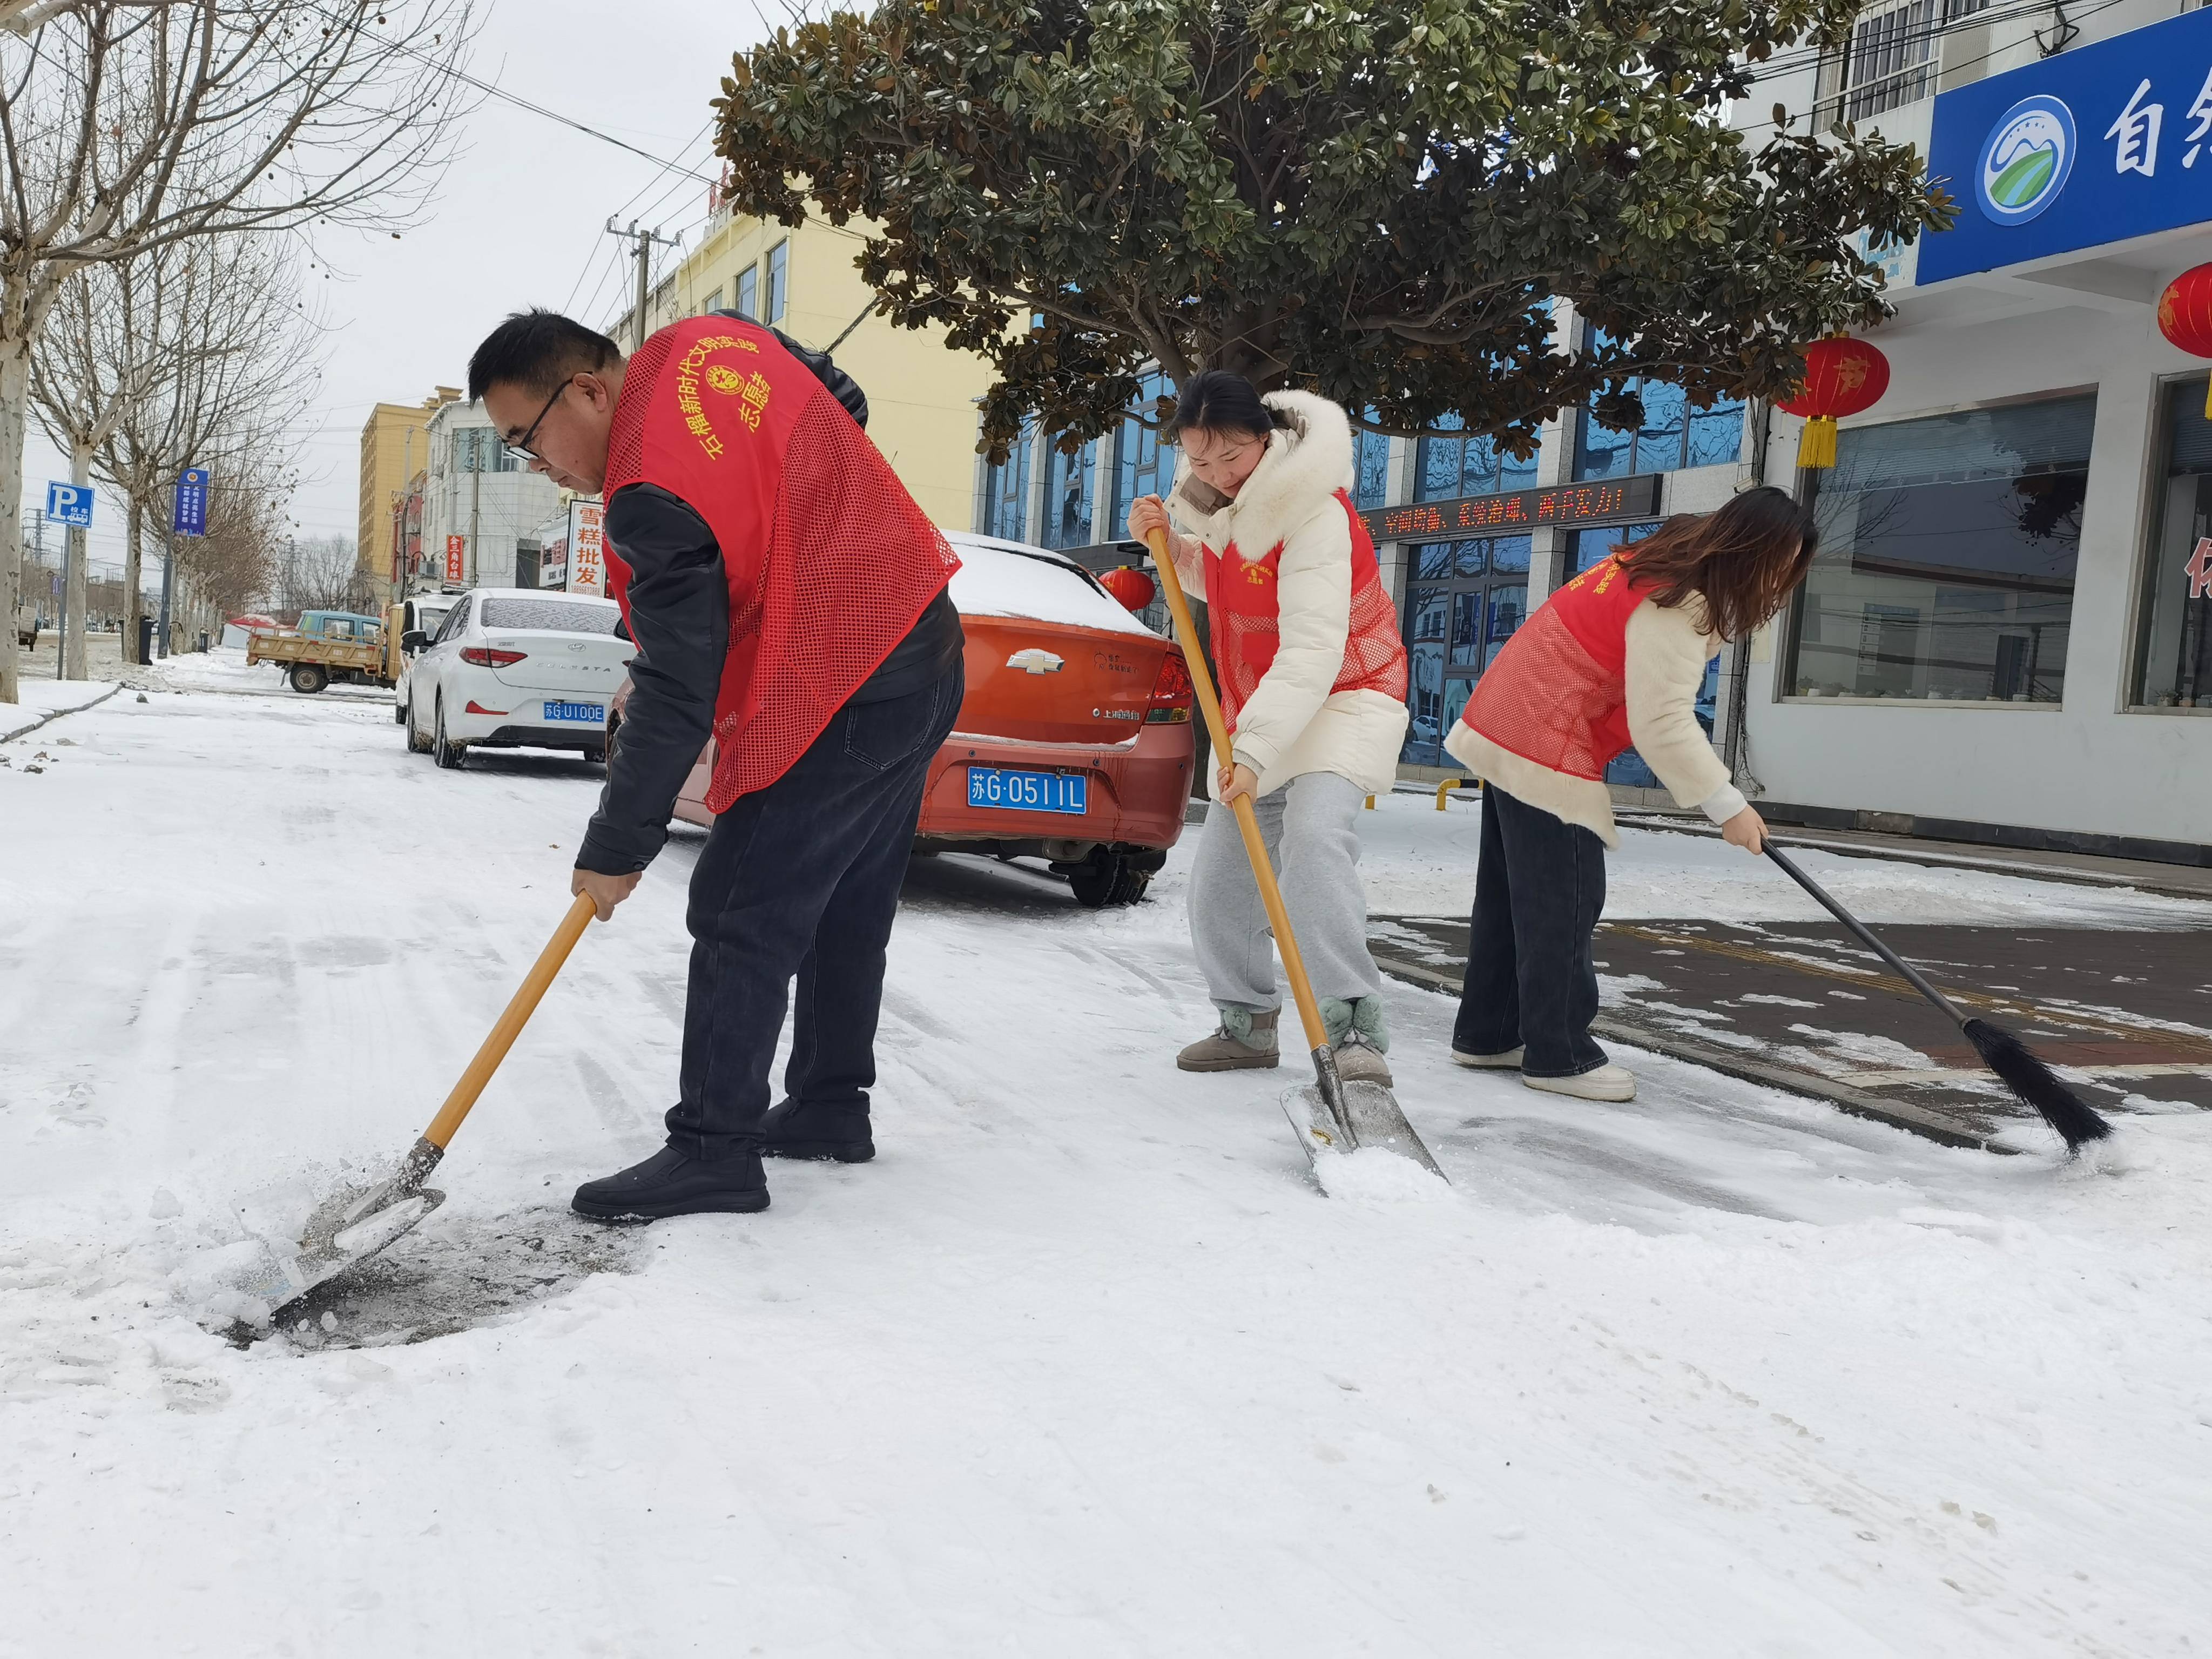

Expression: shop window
xmin=1415 ymin=413 xmax=1537 ymax=503
xmin=1784 ymin=393 xmax=2092 ymax=704
xmin=1110 ymin=369 xmax=1172 ymax=533
xmin=1040 ymin=438 xmax=1096 ymax=550
xmin=980 ymin=429 xmax=1031 ymax=542
xmin=1575 ymin=382 xmax=1745 ymax=479
xmin=2133 ymin=377 xmax=2212 ymax=707
xmin=735 ymin=266 xmax=758 ymax=321
xmin=1399 ymin=535 xmax=1532 ymax=766
xmin=1564 ymin=520 xmax=1663 ymax=579
xmin=1354 ymin=421 xmax=1393 ymax=510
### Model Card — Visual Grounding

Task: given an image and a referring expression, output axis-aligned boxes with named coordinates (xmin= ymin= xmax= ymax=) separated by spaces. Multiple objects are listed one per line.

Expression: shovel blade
xmin=1280 ymin=1080 xmax=1448 ymax=1181
xmin=242 ymin=1158 xmax=448 ymax=1317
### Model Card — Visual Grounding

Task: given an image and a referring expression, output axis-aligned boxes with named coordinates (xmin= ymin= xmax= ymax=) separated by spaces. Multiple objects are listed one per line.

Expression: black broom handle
xmin=1761 ymin=844 xmax=1969 ymax=1027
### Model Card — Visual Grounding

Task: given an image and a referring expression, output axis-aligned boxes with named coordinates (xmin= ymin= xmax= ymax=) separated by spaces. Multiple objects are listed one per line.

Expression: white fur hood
xmin=1170 ymin=389 xmax=1354 ymax=559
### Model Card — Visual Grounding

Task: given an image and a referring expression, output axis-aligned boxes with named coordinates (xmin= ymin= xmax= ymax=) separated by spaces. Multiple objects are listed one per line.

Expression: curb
xmin=0 ymin=682 xmax=123 ymax=745
xmin=1370 ymin=949 xmax=2011 ymax=1154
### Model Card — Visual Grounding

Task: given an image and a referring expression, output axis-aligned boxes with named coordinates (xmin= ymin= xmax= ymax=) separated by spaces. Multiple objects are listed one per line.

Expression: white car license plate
xmin=967 ymin=766 xmax=1087 ymax=814
xmin=544 ymin=700 xmax=605 ymax=724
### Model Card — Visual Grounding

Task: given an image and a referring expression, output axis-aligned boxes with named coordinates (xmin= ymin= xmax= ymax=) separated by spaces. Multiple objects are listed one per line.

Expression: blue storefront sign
xmin=1921 ymin=5 xmax=2212 ymax=283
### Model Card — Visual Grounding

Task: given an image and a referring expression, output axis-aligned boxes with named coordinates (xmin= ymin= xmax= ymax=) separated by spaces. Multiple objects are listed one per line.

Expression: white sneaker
xmin=1451 ymin=1045 xmax=1525 ymax=1069
xmin=1521 ymin=1064 xmax=1637 ymax=1103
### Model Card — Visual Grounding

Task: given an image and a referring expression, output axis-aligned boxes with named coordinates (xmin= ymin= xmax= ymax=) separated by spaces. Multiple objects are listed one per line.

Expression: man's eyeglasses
xmin=504 ymin=380 xmax=569 ymax=463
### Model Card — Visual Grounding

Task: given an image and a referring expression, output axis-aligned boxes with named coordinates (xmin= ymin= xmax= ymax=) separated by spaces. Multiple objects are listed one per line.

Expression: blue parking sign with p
xmin=45 ymin=482 xmax=92 ymax=528
xmin=173 ymin=468 xmax=208 ymax=537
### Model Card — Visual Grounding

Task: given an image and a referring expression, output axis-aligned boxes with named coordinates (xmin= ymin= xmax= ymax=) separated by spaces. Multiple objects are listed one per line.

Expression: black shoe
xmin=571 ymin=1145 xmax=770 ymax=1221
xmin=759 ymin=1098 xmax=875 ymax=1163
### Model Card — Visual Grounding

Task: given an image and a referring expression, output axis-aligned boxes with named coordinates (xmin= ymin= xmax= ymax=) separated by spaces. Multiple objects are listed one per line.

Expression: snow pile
xmin=1312 ymin=1144 xmax=1453 ymax=1203
xmin=945 ymin=536 xmax=1156 ymax=636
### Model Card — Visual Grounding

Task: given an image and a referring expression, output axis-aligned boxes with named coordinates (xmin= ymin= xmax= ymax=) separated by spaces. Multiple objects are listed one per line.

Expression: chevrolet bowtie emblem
xmin=1007 ymin=649 xmax=1064 ymax=675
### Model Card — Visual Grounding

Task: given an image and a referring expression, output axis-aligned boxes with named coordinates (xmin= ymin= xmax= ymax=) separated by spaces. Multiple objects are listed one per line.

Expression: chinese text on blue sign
xmin=1923 ymin=5 xmax=2212 ymax=282
xmin=173 ymin=468 xmax=208 ymax=537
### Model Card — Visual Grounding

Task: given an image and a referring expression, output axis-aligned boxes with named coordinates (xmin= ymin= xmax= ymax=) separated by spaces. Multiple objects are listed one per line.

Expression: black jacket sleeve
xmin=575 ymin=484 xmax=726 ymax=874
xmin=768 ymin=326 xmax=867 ymax=428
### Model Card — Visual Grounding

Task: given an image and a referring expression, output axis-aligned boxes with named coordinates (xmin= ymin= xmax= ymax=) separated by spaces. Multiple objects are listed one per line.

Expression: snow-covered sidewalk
xmin=2 ymin=688 xmax=2208 ymax=1656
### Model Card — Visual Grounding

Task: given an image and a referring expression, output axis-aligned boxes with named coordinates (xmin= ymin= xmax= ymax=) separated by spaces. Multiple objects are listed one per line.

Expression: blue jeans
xmin=667 ymin=662 xmax=963 ymax=1158
xmin=1451 ymin=785 xmax=1610 ymax=1078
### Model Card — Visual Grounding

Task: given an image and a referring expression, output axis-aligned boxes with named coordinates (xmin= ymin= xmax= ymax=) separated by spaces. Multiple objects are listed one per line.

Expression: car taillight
xmin=1145 ymin=650 xmax=1193 ymax=724
xmin=460 ymin=646 xmax=527 ymax=667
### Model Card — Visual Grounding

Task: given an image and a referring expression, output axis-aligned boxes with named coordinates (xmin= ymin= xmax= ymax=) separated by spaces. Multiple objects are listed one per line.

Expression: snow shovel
xmin=1142 ymin=529 xmax=1445 ymax=1180
xmin=1762 ymin=845 xmax=2111 ymax=1151
xmin=245 ymin=892 xmax=599 ymax=1314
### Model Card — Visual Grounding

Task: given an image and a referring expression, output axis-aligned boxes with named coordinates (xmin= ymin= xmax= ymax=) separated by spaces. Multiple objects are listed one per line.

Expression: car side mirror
xmin=402 ymin=630 xmax=428 ymax=652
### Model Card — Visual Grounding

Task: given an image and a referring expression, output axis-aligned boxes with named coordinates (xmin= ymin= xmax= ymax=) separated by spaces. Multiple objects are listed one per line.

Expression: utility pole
xmin=157 ymin=522 xmax=173 ymax=660
xmin=605 ymin=218 xmax=681 ymax=353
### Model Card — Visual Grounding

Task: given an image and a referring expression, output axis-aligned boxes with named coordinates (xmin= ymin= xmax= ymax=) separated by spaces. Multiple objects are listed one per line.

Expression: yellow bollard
xmin=1436 ymin=778 xmax=1482 ymax=810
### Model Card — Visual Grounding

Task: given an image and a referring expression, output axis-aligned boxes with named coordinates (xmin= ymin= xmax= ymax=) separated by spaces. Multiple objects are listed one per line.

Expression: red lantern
xmin=1778 ymin=336 xmax=1891 ymax=469
xmin=1099 ymin=565 xmax=1156 ymax=613
xmin=2157 ymin=263 xmax=2212 ymax=416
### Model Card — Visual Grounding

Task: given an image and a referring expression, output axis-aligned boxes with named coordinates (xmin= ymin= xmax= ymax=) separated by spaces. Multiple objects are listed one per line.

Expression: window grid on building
xmin=766 ymin=241 xmax=789 ymax=325
xmin=735 ymin=266 xmax=758 ymax=322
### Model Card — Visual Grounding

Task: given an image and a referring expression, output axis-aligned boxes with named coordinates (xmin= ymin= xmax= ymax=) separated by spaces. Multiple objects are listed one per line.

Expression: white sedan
xmin=402 ymin=586 xmax=633 ymax=770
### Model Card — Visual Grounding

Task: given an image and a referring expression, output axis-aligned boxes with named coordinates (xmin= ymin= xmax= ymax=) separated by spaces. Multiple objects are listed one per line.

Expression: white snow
xmin=0 ymin=678 xmax=119 ymax=741
xmin=1348 ymin=788 xmax=2212 ymax=927
xmin=945 ymin=535 xmax=1156 ymax=637
xmin=3 ymin=680 xmax=2210 ymax=1655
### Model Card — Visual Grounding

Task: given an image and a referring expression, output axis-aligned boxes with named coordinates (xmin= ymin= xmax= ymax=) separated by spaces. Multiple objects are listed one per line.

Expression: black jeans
xmin=1452 ymin=785 xmax=1610 ymax=1078
xmin=667 ymin=660 xmax=963 ymax=1158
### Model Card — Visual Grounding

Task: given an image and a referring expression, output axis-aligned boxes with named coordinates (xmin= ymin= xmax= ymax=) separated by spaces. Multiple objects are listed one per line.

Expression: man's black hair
xmin=467 ymin=308 xmax=622 ymax=404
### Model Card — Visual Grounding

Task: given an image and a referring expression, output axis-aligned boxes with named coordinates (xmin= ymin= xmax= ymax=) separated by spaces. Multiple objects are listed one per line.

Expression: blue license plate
xmin=967 ymin=766 xmax=1087 ymax=814
xmin=544 ymin=700 xmax=604 ymax=724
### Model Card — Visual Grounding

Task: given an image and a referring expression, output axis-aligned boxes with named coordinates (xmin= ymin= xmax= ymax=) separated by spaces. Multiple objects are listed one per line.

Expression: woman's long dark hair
xmin=1616 ymin=485 xmax=1818 ymax=642
xmin=1174 ymin=369 xmax=1290 ymax=440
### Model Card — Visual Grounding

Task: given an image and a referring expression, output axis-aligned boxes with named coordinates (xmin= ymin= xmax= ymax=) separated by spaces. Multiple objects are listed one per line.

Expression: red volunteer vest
xmin=1456 ymin=552 xmax=1647 ymax=780
xmin=1202 ymin=490 xmax=1408 ymax=731
xmin=601 ymin=316 xmax=960 ymax=810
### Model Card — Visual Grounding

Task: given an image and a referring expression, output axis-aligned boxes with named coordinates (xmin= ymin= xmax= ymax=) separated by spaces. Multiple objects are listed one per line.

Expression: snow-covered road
xmin=3 ymin=680 xmax=2208 ymax=1656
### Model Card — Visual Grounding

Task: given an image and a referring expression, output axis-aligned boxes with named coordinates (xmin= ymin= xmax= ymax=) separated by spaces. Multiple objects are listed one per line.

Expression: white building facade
xmin=416 ymin=401 xmax=563 ymax=595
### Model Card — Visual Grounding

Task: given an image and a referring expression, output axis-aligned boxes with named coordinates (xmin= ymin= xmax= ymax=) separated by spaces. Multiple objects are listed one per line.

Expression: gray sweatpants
xmin=1189 ymin=770 xmax=1383 ymax=1011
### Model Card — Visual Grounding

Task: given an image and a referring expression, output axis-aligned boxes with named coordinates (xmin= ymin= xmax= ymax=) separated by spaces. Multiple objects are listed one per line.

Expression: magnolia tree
xmin=713 ymin=0 xmax=1951 ymax=462
xmin=0 ymin=1 xmax=475 ymax=702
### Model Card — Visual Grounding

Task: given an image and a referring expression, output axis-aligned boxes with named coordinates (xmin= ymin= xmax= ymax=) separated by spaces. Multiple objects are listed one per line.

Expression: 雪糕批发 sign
xmin=1920 ymin=4 xmax=2212 ymax=283
xmin=1359 ymin=474 xmax=1662 ymax=545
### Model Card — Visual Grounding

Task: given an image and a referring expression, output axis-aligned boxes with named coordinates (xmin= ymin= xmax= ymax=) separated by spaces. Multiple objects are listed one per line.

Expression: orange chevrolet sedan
xmin=608 ymin=530 xmax=1196 ymax=906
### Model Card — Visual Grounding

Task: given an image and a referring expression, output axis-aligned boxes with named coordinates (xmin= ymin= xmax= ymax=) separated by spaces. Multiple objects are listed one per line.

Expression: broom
xmin=1762 ymin=844 xmax=2112 ymax=1151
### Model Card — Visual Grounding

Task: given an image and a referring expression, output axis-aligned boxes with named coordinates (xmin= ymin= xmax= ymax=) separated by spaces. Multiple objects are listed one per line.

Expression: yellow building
xmin=609 ymin=208 xmax=993 ymax=534
xmin=359 ymin=389 xmax=463 ymax=599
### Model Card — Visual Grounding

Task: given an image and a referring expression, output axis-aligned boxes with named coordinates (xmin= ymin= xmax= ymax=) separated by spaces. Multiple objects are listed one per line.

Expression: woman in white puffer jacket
xmin=1128 ymin=372 xmax=1410 ymax=1083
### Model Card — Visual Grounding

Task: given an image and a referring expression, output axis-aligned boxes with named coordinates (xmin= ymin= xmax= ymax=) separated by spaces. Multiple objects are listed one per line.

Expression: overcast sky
xmin=23 ymin=0 xmax=773 ymax=590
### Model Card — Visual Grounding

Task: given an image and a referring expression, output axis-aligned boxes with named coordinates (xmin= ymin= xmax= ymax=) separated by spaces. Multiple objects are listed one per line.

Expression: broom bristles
xmin=1961 ymin=1017 xmax=2113 ymax=1151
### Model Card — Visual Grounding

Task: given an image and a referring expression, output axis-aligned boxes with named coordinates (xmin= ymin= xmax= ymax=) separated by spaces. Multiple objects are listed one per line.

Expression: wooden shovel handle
xmin=422 ymin=891 xmax=598 ymax=1150
xmin=1145 ymin=530 xmax=1331 ymax=1056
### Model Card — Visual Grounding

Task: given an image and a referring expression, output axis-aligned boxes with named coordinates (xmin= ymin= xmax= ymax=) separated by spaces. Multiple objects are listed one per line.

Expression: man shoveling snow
xmin=469 ymin=308 xmax=965 ymax=1220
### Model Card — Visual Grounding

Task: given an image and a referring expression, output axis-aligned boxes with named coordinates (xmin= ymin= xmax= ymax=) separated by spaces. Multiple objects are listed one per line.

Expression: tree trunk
xmin=124 ymin=495 xmax=144 ymax=665
xmin=63 ymin=439 xmax=90 ymax=679
xmin=0 ymin=331 xmax=28 ymax=704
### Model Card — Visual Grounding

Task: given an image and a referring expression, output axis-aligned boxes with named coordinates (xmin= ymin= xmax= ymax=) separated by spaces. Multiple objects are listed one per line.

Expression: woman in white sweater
xmin=1443 ymin=486 xmax=1817 ymax=1101
xmin=1128 ymin=373 xmax=1410 ymax=1084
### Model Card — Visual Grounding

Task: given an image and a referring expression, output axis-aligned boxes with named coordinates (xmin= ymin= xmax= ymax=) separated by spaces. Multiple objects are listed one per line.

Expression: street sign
xmin=173 ymin=468 xmax=209 ymax=537
xmin=444 ymin=534 xmax=466 ymax=585
xmin=45 ymin=482 xmax=92 ymax=528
